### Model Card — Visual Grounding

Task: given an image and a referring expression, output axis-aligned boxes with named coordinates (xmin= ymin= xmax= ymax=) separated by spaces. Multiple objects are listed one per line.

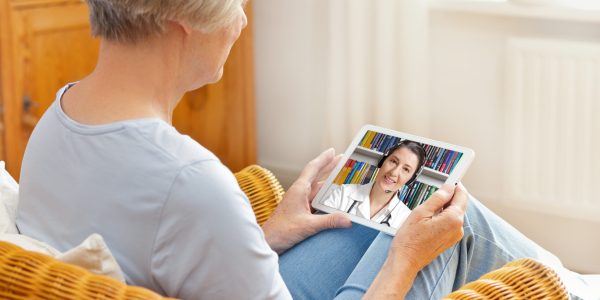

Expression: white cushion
xmin=0 ymin=233 xmax=125 ymax=282
xmin=0 ymin=161 xmax=19 ymax=234
xmin=0 ymin=161 xmax=125 ymax=282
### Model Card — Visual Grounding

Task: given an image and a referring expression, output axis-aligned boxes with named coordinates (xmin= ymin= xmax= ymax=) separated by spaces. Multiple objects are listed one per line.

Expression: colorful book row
xmin=359 ymin=130 xmax=401 ymax=153
xmin=422 ymin=145 xmax=463 ymax=175
xmin=333 ymin=159 xmax=379 ymax=186
xmin=398 ymin=181 xmax=438 ymax=210
xmin=359 ymin=130 xmax=463 ymax=175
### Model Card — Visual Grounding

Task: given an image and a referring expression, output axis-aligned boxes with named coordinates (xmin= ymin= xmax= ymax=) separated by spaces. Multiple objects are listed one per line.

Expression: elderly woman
xmin=16 ymin=0 xmax=593 ymax=299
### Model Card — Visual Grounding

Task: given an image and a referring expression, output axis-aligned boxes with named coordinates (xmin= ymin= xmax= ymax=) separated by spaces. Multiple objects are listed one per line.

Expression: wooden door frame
xmin=0 ymin=0 xmax=22 ymax=177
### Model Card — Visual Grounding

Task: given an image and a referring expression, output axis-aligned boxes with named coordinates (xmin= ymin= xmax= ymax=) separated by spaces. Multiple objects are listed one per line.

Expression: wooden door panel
xmin=8 ymin=1 xmax=99 ymax=177
xmin=1 ymin=0 xmax=255 ymax=176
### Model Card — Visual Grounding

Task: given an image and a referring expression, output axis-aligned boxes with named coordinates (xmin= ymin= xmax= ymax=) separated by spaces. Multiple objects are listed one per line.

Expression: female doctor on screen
xmin=322 ymin=140 xmax=426 ymax=228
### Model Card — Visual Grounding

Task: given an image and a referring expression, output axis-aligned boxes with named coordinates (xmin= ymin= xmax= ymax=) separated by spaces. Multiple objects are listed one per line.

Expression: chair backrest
xmin=0 ymin=241 xmax=176 ymax=300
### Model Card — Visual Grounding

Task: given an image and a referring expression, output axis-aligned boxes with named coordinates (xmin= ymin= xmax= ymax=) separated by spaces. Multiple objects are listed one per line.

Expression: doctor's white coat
xmin=321 ymin=182 xmax=411 ymax=229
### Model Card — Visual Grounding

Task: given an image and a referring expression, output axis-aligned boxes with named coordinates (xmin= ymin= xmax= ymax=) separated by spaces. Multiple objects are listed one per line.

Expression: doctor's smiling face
xmin=375 ymin=147 xmax=420 ymax=193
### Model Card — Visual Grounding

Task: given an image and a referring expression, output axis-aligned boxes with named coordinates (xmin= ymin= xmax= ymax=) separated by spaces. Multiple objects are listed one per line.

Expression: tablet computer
xmin=311 ymin=125 xmax=475 ymax=236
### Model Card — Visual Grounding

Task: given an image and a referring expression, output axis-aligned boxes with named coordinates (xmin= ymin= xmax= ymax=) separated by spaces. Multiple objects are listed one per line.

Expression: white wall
xmin=429 ymin=9 xmax=600 ymax=273
xmin=253 ymin=0 xmax=330 ymax=186
xmin=253 ymin=0 xmax=600 ymax=273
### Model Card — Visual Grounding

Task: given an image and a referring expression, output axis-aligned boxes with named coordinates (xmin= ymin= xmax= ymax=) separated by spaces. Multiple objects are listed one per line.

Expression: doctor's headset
xmin=346 ymin=140 xmax=426 ymax=226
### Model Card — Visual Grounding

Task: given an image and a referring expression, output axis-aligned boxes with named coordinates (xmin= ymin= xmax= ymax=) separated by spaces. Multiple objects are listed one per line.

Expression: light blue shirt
xmin=17 ymin=84 xmax=290 ymax=299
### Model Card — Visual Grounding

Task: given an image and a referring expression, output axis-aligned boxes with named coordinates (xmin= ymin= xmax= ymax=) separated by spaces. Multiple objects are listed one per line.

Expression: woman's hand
xmin=391 ymin=183 xmax=468 ymax=272
xmin=365 ymin=183 xmax=468 ymax=299
xmin=262 ymin=148 xmax=352 ymax=254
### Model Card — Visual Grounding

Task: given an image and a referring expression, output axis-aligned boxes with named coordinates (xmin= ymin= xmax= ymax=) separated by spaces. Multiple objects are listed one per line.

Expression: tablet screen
xmin=313 ymin=125 xmax=473 ymax=233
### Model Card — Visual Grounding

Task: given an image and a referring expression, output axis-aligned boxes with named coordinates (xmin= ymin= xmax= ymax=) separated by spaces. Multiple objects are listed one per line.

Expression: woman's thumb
xmin=421 ymin=183 xmax=456 ymax=212
xmin=313 ymin=212 xmax=352 ymax=231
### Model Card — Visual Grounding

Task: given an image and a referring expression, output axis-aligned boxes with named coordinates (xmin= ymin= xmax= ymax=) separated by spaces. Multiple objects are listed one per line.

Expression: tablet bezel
xmin=310 ymin=124 xmax=475 ymax=236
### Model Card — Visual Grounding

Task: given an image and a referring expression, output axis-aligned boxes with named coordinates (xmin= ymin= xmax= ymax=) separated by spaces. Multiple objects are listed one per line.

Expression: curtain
xmin=324 ymin=0 xmax=430 ymax=151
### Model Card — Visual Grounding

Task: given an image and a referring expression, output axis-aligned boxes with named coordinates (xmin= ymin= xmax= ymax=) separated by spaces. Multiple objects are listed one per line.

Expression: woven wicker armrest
xmin=0 ymin=241 xmax=177 ymax=300
xmin=234 ymin=165 xmax=284 ymax=225
xmin=444 ymin=258 xmax=569 ymax=300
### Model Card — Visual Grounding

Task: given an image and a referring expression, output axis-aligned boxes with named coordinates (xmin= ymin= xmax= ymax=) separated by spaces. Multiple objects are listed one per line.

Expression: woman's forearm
xmin=363 ymin=253 xmax=418 ymax=300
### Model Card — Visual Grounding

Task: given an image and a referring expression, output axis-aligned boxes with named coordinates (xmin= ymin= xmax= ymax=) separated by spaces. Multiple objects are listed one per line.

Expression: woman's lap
xmin=278 ymin=223 xmax=379 ymax=299
xmin=280 ymin=194 xmax=590 ymax=299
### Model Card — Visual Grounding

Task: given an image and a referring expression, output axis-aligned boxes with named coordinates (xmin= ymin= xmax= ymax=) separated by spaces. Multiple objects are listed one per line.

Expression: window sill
xmin=429 ymin=0 xmax=600 ymax=24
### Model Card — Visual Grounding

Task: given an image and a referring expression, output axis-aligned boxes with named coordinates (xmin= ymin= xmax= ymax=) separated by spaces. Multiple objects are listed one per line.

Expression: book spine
xmin=449 ymin=153 xmax=463 ymax=173
xmin=365 ymin=132 xmax=376 ymax=148
xmin=433 ymin=148 xmax=445 ymax=170
xmin=349 ymin=162 xmax=360 ymax=184
xmin=371 ymin=133 xmax=382 ymax=150
xmin=356 ymin=163 xmax=367 ymax=184
xmin=423 ymin=145 xmax=431 ymax=165
xmin=419 ymin=186 xmax=433 ymax=206
xmin=342 ymin=160 xmax=356 ymax=184
xmin=352 ymin=162 xmax=366 ymax=184
xmin=333 ymin=159 xmax=351 ymax=185
xmin=368 ymin=133 xmax=377 ymax=149
xmin=406 ymin=183 xmax=419 ymax=209
xmin=378 ymin=135 xmax=390 ymax=152
xmin=359 ymin=131 xmax=371 ymax=147
xmin=402 ymin=185 xmax=413 ymax=207
xmin=399 ymin=185 xmax=408 ymax=202
xmin=350 ymin=162 xmax=363 ymax=184
xmin=429 ymin=186 xmax=438 ymax=199
xmin=388 ymin=136 xmax=398 ymax=151
xmin=427 ymin=146 xmax=439 ymax=168
xmin=378 ymin=134 xmax=388 ymax=149
xmin=345 ymin=161 xmax=361 ymax=184
xmin=415 ymin=183 xmax=426 ymax=209
xmin=445 ymin=151 xmax=459 ymax=173
xmin=440 ymin=150 xmax=453 ymax=173
xmin=361 ymin=166 xmax=373 ymax=184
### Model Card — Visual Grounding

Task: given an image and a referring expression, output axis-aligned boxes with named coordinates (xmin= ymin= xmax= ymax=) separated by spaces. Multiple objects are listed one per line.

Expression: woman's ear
xmin=169 ymin=20 xmax=193 ymax=36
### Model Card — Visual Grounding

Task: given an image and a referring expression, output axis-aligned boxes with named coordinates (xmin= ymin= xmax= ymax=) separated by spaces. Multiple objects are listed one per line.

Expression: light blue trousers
xmin=280 ymin=195 xmax=593 ymax=299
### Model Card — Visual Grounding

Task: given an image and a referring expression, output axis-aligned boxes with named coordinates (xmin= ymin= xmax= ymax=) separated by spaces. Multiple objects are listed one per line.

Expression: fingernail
xmin=323 ymin=148 xmax=334 ymax=154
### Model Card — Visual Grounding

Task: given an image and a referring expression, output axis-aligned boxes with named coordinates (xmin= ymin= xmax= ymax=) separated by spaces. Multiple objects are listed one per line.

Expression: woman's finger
xmin=315 ymin=154 xmax=342 ymax=183
xmin=419 ymin=183 xmax=456 ymax=213
xmin=296 ymin=148 xmax=335 ymax=185
xmin=440 ymin=183 xmax=468 ymax=215
xmin=309 ymin=181 xmax=325 ymax=200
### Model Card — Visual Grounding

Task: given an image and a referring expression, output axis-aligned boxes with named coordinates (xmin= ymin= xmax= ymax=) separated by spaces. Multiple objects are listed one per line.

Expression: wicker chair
xmin=444 ymin=258 xmax=569 ymax=300
xmin=234 ymin=165 xmax=284 ymax=226
xmin=0 ymin=165 xmax=570 ymax=299
xmin=0 ymin=241 xmax=175 ymax=300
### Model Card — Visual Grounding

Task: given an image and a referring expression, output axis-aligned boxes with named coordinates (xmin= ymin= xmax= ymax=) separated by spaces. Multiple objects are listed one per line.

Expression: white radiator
xmin=505 ymin=38 xmax=600 ymax=220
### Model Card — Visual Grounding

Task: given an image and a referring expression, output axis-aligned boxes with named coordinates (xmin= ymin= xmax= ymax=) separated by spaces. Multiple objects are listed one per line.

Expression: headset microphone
xmin=384 ymin=190 xmax=393 ymax=193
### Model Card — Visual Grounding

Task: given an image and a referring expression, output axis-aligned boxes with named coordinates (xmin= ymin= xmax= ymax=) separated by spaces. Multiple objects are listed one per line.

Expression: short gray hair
xmin=86 ymin=0 xmax=243 ymax=43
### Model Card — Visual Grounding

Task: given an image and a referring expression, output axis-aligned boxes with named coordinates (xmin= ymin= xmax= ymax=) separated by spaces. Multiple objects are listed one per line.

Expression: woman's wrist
xmin=364 ymin=253 xmax=419 ymax=299
xmin=261 ymin=218 xmax=286 ymax=254
xmin=386 ymin=248 xmax=421 ymax=277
